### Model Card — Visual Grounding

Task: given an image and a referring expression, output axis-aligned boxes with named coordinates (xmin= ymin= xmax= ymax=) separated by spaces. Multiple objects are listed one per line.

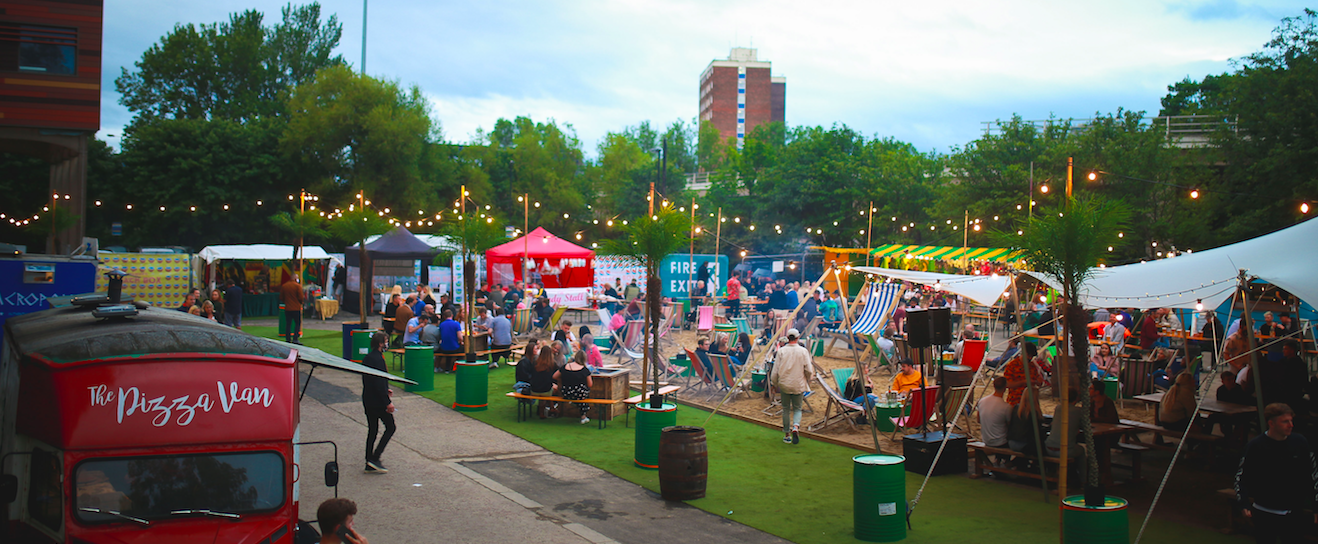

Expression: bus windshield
xmin=75 ymin=452 xmax=285 ymax=523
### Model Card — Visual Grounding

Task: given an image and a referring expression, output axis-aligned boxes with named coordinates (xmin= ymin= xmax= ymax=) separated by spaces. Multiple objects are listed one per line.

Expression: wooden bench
xmin=503 ymin=392 xmax=621 ymax=429
xmin=475 ymin=343 xmax=522 ymax=364
xmin=623 ymin=385 xmax=682 ymax=427
xmin=969 ymin=441 xmax=1061 ymax=485
xmin=386 ymin=348 xmax=405 ymax=370
xmin=1112 ymin=442 xmax=1149 ymax=482
xmin=1120 ymin=418 xmax=1223 ymax=464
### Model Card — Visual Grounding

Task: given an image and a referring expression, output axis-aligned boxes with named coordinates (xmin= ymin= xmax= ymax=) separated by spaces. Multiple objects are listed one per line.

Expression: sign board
xmin=453 ymin=258 xmax=465 ymax=305
xmin=545 ymin=287 xmax=590 ymax=308
xmin=0 ymin=259 xmax=97 ymax=344
xmin=659 ymin=254 xmax=729 ymax=298
xmin=96 ymin=253 xmax=191 ymax=307
xmin=594 ymin=255 xmax=645 ymax=290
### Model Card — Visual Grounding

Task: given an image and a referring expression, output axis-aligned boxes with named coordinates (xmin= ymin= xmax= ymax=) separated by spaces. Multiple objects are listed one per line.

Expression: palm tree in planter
xmin=599 ymin=204 xmax=692 ymax=408
xmin=1004 ymin=194 xmax=1128 ymax=506
xmin=440 ymin=209 xmax=508 ymax=362
xmin=269 ymin=209 xmax=329 ymax=276
xmin=328 ymin=208 xmax=393 ymax=326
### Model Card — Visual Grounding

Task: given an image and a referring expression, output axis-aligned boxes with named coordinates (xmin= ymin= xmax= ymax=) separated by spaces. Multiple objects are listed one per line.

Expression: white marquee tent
xmin=198 ymin=244 xmax=331 ymax=263
xmin=852 ymin=266 xmax=1011 ymax=307
xmin=1023 ymin=218 xmax=1318 ymax=310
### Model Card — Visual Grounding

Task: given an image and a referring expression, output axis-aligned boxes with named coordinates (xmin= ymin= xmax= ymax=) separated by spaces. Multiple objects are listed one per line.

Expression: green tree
xmin=115 ymin=2 xmax=343 ymax=122
xmin=599 ymin=205 xmax=691 ymax=405
xmin=1003 ymin=195 xmax=1130 ymax=502
xmin=473 ymin=117 xmax=587 ymax=234
xmin=441 ymin=209 xmax=508 ymax=359
xmin=269 ymin=209 xmax=329 ymax=262
xmin=328 ymin=208 xmax=393 ymax=324
xmin=281 ymin=65 xmax=439 ymax=212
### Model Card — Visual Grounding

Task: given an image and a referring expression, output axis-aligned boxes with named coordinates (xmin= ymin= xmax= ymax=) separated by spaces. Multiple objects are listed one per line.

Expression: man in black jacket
xmin=362 ymin=332 xmax=396 ymax=473
xmin=1235 ymin=403 xmax=1318 ymax=543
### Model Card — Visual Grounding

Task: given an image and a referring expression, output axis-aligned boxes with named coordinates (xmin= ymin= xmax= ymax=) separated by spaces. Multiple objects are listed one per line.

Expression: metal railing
xmin=981 ymin=115 xmax=1237 ymax=147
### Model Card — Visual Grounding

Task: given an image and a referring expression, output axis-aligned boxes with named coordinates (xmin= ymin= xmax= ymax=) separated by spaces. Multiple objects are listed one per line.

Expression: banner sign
xmin=594 ymin=255 xmax=645 ymax=290
xmin=659 ymin=254 xmax=728 ymax=298
xmin=97 ymin=253 xmax=191 ymax=307
xmin=544 ymin=287 xmax=590 ymax=308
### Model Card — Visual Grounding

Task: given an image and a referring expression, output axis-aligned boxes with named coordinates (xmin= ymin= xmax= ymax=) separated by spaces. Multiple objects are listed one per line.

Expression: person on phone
xmin=317 ymin=498 xmax=369 ymax=544
xmin=361 ymin=332 xmax=396 ymax=473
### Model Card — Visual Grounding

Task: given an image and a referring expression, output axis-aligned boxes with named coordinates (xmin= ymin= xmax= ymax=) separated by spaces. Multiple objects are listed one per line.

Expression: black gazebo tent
xmin=343 ymin=227 xmax=442 ymax=315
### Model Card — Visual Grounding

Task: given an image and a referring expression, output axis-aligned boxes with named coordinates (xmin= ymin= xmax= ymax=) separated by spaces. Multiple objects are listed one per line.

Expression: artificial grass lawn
xmin=264 ymin=327 xmax=1232 ymax=544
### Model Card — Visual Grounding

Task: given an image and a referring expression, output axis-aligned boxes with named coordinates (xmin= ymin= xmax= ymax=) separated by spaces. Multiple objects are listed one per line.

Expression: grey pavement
xmin=295 ymin=354 xmax=790 ymax=544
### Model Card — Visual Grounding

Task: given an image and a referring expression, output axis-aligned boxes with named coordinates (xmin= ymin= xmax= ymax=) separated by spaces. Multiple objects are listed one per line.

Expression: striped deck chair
xmin=709 ymin=353 xmax=750 ymax=400
xmin=684 ymin=348 xmax=717 ymax=396
xmin=828 ymin=284 xmax=901 ymax=354
xmin=511 ymin=308 xmax=534 ymax=336
xmin=731 ymin=316 xmax=755 ymax=344
xmin=808 ymin=371 xmax=865 ymax=432
xmin=696 ymin=305 xmax=715 ymax=336
xmin=533 ymin=306 xmax=568 ymax=338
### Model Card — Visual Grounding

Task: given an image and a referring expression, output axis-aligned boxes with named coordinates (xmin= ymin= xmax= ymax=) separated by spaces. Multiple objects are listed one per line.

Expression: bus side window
xmin=29 ymin=450 xmax=62 ymax=531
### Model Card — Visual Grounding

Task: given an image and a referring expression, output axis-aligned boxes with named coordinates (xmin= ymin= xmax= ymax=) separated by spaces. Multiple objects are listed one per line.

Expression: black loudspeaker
xmin=902 ymin=432 xmax=967 ymax=476
xmin=929 ymin=307 xmax=952 ymax=345
xmin=907 ymin=309 xmax=932 ymax=348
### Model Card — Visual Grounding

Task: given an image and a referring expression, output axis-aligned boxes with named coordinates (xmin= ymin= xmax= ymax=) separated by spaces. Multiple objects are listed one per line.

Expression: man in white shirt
xmin=1103 ymin=313 xmax=1127 ymax=355
xmin=978 ymin=377 xmax=1011 ymax=448
xmin=771 ymin=329 xmax=813 ymax=445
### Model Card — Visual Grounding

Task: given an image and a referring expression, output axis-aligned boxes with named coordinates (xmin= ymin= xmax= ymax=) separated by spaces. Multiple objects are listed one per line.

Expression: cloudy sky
xmin=101 ymin=0 xmax=1305 ymax=155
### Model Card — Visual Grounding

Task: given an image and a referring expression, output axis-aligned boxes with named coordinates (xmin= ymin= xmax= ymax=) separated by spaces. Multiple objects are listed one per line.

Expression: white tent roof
xmin=363 ymin=233 xmax=459 ymax=251
xmin=198 ymin=244 xmax=331 ymax=263
xmin=852 ymin=266 xmax=1011 ymax=306
xmin=1023 ymin=218 xmax=1318 ymax=310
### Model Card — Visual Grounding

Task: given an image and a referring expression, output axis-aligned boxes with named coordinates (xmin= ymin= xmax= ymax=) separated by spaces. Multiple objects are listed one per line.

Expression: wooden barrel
xmin=658 ymin=426 xmax=707 ymax=501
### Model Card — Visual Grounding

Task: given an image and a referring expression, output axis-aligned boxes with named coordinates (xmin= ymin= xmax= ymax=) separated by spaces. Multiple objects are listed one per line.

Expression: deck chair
xmin=656 ymin=306 xmax=678 ymax=349
xmin=696 ymin=306 xmax=715 ymax=336
xmin=709 ymin=353 xmax=750 ymax=400
xmin=865 ymin=335 xmax=897 ymax=375
xmin=511 ymin=308 xmax=534 ymax=336
xmin=959 ymin=339 xmax=989 ymax=371
xmin=808 ymin=371 xmax=866 ymax=432
xmin=608 ymin=320 xmax=645 ymax=366
xmin=832 ymin=367 xmax=855 ymax=393
xmin=890 ymin=385 xmax=940 ymax=439
xmin=532 ymin=306 xmax=568 ymax=338
xmin=939 ymin=385 xmax=973 ymax=433
xmin=684 ymin=348 xmax=717 ymax=396
xmin=798 ymin=316 xmax=823 ymax=340
xmin=827 ymin=284 xmax=900 ymax=354
xmin=731 ymin=316 xmax=755 ymax=344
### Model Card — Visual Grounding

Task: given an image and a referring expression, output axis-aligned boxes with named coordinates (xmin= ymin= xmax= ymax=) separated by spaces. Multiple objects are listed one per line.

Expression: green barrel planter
xmin=854 ymin=454 xmax=906 ymax=542
xmin=453 ymin=359 xmax=488 ymax=411
xmin=403 ymin=345 xmax=435 ymax=393
xmin=349 ymin=329 xmax=377 ymax=363
xmin=1062 ymin=495 xmax=1129 ymax=544
xmin=633 ymin=403 xmax=678 ymax=469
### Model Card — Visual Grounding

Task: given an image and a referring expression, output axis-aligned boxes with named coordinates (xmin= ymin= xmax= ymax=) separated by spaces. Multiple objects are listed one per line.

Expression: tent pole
xmin=1012 ymin=271 xmax=1051 ymax=502
xmin=1238 ymin=269 xmax=1267 ymax=432
xmin=866 ymin=201 xmax=873 ymax=268
xmin=840 ymin=268 xmax=889 ymax=454
xmin=523 ymin=193 xmax=529 ymax=286
xmin=689 ymin=197 xmax=696 ymax=303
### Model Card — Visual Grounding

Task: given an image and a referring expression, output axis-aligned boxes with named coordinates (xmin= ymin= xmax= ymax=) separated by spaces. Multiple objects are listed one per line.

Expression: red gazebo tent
xmin=485 ymin=227 xmax=595 ymax=288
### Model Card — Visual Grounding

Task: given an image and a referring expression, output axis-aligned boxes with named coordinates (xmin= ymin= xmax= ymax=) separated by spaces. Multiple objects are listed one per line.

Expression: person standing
xmin=725 ymin=271 xmax=742 ymax=318
xmin=223 ymin=280 xmax=244 ymax=328
xmin=771 ymin=329 xmax=812 ymax=444
xmin=1235 ymin=403 xmax=1318 ymax=543
xmin=361 ymin=332 xmax=396 ymax=473
xmin=489 ymin=308 xmax=513 ymax=367
xmin=280 ymin=273 xmax=304 ymax=344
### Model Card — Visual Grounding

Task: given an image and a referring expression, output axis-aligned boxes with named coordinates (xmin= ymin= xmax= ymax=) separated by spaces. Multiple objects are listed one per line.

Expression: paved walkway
xmin=295 ymin=342 xmax=788 ymax=544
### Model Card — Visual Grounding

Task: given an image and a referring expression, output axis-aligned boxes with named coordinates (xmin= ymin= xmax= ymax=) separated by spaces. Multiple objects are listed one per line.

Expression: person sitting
xmin=489 ymin=308 xmax=513 ymax=366
xmin=419 ymin=314 xmax=440 ymax=348
xmin=984 ymin=338 xmax=1020 ymax=369
xmin=889 ymin=359 xmax=923 ymax=396
xmin=199 ymin=300 xmax=219 ymax=322
xmin=532 ymin=296 xmax=554 ymax=329
xmin=555 ymin=351 xmax=595 ymax=425
xmin=711 ymin=335 xmax=744 ymax=374
xmin=435 ymin=309 xmax=463 ymax=373
xmin=578 ymin=334 xmax=604 ymax=372
xmin=845 ymin=373 xmax=878 ymax=407
xmin=731 ymin=332 xmax=753 ymax=368
xmin=553 ymin=319 xmax=576 ymax=357
xmin=694 ymin=338 xmax=715 ymax=377
xmin=1158 ymin=371 xmax=1199 ymax=431
xmin=978 ymin=377 xmax=1012 ymax=448
xmin=529 ymin=347 xmax=560 ymax=419
xmin=513 ymin=339 xmax=539 ymax=395
xmin=1090 ymin=381 xmax=1119 ymax=424
xmin=1003 ymin=342 xmax=1045 ymax=406
xmin=392 ymin=296 xmax=414 ymax=348
xmin=1257 ymin=311 xmax=1281 ymax=337
xmin=403 ymin=304 xmax=430 ymax=346
xmin=1045 ymin=388 xmax=1084 ymax=460
xmin=1090 ymin=343 xmax=1120 ymax=379
xmin=1103 ymin=313 xmax=1128 ymax=355
xmin=473 ymin=306 xmax=493 ymax=333
xmin=1207 ymin=370 xmax=1253 ymax=438
xmin=1007 ymin=385 xmax=1044 ymax=456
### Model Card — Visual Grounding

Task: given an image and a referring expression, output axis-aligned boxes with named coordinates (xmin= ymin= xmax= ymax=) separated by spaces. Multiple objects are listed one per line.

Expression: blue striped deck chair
xmin=828 ymin=283 xmax=902 ymax=355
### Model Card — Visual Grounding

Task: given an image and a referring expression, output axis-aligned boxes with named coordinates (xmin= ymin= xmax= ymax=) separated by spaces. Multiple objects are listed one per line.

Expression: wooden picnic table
xmin=1090 ymin=422 xmax=1143 ymax=486
xmin=1133 ymin=392 xmax=1257 ymax=416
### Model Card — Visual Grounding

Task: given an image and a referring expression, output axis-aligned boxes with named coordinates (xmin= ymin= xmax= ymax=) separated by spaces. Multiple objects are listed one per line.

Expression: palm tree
xmin=1006 ymin=194 xmax=1129 ymax=505
xmin=440 ymin=209 xmax=507 ymax=361
xmin=328 ymin=208 xmax=393 ymax=325
xmin=599 ymin=204 xmax=692 ymax=407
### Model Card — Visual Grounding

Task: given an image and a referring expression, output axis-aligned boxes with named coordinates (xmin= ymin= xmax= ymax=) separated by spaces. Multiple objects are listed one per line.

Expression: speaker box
xmin=902 ymin=431 xmax=968 ymax=476
xmin=906 ymin=309 xmax=931 ymax=348
xmin=928 ymin=307 xmax=952 ymax=345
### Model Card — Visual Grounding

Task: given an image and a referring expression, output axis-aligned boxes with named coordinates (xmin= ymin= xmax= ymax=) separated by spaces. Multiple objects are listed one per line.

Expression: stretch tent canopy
xmin=852 ymin=266 xmax=1011 ymax=307
xmin=870 ymin=244 xmax=1024 ymax=263
xmin=1024 ymin=218 xmax=1318 ymax=311
xmin=198 ymin=244 xmax=330 ymax=263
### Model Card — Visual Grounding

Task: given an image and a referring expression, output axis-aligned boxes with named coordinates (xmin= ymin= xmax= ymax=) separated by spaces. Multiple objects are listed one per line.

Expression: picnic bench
xmin=969 ymin=441 xmax=1062 ymax=485
xmin=504 ymin=392 xmax=621 ymax=429
xmin=1119 ymin=418 xmax=1224 ymax=464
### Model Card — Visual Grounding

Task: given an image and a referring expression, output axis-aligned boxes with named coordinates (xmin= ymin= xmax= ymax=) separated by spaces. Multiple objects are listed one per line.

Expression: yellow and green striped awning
xmin=870 ymin=244 xmax=1023 ymax=263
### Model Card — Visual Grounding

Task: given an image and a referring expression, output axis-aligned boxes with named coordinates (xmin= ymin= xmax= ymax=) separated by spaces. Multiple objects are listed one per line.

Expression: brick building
xmin=0 ymin=0 xmax=103 ymax=253
xmin=698 ymin=47 xmax=785 ymax=149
